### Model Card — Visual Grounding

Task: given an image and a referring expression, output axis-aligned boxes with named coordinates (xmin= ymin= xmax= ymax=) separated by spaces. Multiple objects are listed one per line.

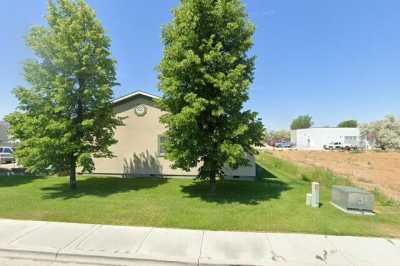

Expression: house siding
xmin=91 ymin=94 xmax=256 ymax=179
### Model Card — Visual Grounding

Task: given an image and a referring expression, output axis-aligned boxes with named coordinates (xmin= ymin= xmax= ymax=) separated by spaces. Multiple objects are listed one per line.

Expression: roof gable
xmin=112 ymin=91 xmax=160 ymax=105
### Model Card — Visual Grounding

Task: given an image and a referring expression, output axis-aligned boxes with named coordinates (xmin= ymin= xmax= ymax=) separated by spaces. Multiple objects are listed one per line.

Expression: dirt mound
xmin=272 ymin=150 xmax=400 ymax=201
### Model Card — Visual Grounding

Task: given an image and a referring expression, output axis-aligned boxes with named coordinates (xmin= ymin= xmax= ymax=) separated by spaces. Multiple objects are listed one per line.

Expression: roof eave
xmin=112 ymin=91 xmax=161 ymax=105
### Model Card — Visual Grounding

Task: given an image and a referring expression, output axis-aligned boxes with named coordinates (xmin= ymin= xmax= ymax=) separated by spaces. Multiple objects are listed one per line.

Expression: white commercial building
xmin=291 ymin=127 xmax=360 ymax=150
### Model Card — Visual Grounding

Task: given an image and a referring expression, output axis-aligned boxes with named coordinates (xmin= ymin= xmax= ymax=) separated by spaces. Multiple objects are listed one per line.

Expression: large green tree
xmin=158 ymin=0 xmax=264 ymax=192
xmin=290 ymin=115 xmax=313 ymax=130
xmin=5 ymin=0 xmax=120 ymax=189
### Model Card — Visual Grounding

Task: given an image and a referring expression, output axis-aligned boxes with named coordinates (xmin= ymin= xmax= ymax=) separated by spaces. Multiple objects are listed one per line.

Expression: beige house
xmin=91 ymin=91 xmax=256 ymax=180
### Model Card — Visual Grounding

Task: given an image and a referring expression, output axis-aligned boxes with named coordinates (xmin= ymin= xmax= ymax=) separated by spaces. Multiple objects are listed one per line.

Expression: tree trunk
xmin=69 ymin=157 xmax=77 ymax=189
xmin=209 ymin=174 xmax=216 ymax=194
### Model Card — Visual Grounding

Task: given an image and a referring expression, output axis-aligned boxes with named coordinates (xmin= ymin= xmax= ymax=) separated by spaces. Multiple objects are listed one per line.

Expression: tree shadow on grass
xmin=180 ymin=163 xmax=291 ymax=205
xmin=0 ymin=175 xmax=41 ymax=187
xmin=41 ymin=177 xmax=168 ymax=200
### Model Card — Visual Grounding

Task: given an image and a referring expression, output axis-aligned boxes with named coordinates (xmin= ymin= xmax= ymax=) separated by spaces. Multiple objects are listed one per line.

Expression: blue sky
xmin=1 ymin=0 xmax=399 ymax=130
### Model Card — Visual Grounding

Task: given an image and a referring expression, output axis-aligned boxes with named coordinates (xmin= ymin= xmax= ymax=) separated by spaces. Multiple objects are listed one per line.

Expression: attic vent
xmin=134 ymin=104 xmax=147 ymax=116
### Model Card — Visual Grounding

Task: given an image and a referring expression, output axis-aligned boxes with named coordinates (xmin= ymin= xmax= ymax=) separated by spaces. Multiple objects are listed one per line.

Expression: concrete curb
xmin=0 ymin=248 xmax=56 ymax=262
xmin=0 ymin=247 xmax=198 ymax=266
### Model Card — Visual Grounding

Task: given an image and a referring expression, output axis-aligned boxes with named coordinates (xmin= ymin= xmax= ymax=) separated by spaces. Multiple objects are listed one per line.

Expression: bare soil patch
xmin=271 ymin=150 xmax=400 ymax=201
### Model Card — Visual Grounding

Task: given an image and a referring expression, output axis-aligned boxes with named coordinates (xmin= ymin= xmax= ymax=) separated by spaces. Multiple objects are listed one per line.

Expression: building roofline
xmin=292 ymin=127 xmax=359 ymax=130
xmin=112 ymin=90 xmax=161 ymax=105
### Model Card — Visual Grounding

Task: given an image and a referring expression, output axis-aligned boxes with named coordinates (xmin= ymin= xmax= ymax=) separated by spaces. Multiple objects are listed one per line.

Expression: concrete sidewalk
xmin=0 ymin=219 xmax=399 ymax=266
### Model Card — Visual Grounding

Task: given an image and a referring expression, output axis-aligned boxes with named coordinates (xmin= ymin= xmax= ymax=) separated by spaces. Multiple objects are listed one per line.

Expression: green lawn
xmin=1 ymin=152 xmax=399 ymax=237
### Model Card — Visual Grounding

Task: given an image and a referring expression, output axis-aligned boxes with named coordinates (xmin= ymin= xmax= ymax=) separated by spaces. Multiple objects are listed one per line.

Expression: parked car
xmin=0 ymin=147 xmax=15 ymax=164
xmin=275 ymin=142 xmax=293 ymax=148
xmin=323 ymin=142 xmax=357 ymax=150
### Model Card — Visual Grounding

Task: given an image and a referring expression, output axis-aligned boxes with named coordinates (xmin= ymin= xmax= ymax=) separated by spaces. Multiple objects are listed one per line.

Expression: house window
xmin=158 ymin=135 xmax=168 ymax=156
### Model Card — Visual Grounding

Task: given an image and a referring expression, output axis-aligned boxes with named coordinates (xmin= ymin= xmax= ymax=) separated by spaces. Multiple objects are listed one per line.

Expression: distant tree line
xmin=290 ymin=115 xmax=359 ymax=130
xmin=290 ymin=115 xmax=313 ymax=130
xmin=338 ymin=120 xmax=358 ymax=128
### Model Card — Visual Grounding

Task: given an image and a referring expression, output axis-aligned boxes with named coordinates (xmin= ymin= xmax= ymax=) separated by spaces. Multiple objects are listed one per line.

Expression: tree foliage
xmin=158 ymin=0 xmax=265 ymax=192
xmin=5 ymin=0 xmax=120 ymax=188
xmin=290 ymin=115 xmax=313 ymax=130
xmin=338 ymin=120 xmax=358 ymax=128
xmin=361 ymin=115 xmax=400 ymax=150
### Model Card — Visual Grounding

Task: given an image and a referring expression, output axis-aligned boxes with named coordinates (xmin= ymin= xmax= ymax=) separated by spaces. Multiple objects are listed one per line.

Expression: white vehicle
xmin=323 ymin=142 xmax=357 ymax=150
xmin=0 ymin=147 xmax=15 ymax=164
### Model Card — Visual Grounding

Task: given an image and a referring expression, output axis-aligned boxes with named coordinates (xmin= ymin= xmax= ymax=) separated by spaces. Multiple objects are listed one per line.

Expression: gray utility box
xmin=331 ymin=186 xmax=374 ymax=213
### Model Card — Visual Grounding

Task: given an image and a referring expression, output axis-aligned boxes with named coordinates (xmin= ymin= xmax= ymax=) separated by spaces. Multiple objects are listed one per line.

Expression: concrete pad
xmin=328 ymin=236 xmax=400 ymax=266
xmin=65 ymin=225 xmax=151 ymax=255
xmin=268 ymin=233 xmax=350 ymax=265
xmin=136 ymin=228 xmax=203 ymax=265
xmin=9 ymin=222 xmax=95 ymax=253
xmin=0 ymin=220 xmax=44 ymax=246
xmin=199 ymin=231 xmax=273 ymax=266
